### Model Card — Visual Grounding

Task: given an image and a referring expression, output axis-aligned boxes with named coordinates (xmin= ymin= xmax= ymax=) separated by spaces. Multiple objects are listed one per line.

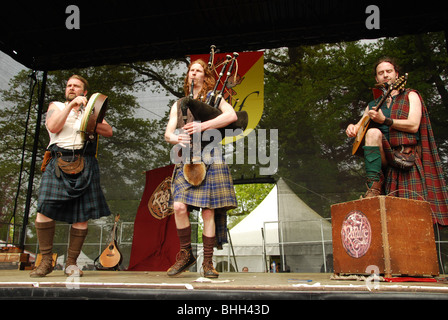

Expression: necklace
xmin=386 ymin=91 xmax=398 ymax=108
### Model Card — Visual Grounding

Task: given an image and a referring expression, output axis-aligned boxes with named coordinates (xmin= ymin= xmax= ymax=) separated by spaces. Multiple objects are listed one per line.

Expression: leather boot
xmin=364 ymin=180 xmax=382 ymax=198
xmin=30 ymin=220 xmax=55 ymax=278
xmin=64 ymin=226 xmax=88 ymax=277
xmin=202 ymin=259 xmax=219 ymax=278
xmin=167 ymin=248 xmax=196 ymax=277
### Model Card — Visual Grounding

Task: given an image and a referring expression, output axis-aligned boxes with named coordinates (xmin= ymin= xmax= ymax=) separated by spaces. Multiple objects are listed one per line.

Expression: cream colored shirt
xmin=46 ymin=101 xmax=84 ymax=149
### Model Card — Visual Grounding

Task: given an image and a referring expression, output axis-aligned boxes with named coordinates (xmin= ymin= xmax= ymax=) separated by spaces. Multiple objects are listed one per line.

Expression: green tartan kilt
xmin=37 ymin=155 xmax=111 ymax=224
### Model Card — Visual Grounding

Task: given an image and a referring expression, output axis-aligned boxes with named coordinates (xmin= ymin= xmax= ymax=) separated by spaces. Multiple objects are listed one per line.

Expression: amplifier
xmin=331 ymin=196 xmax=439 ymax=277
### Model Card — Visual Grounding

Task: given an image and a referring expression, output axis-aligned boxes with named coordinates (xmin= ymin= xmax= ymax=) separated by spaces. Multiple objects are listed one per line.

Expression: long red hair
xmin=183 ymin=59 xmax=216 ymax=101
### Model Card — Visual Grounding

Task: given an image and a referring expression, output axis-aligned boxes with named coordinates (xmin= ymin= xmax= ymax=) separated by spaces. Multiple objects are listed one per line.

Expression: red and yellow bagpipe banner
xmin=190 ymin=50 xmax=264 ymax=143
xmin=127 ymin=164 xmax=179 ymax=271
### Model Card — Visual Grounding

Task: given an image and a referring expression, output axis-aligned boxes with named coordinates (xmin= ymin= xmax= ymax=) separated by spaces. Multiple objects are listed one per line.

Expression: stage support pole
xmin=19 ymin=70 xmax=47 ymax=249
xmin=227 ymin=229 xmax=238 ymax=272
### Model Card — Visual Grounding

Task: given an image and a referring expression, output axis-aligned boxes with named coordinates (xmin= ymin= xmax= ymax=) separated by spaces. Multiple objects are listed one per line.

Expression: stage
xmin=0 ymin=270 xmax=448 ymax=301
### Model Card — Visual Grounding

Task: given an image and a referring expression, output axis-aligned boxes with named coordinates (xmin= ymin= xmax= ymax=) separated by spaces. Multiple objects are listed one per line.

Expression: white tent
xmin=229 ymin=182 xmax=279 ymax=250
xmin=277 ymin=178 xmax=333 ymax=273
xmin=213 ymin=178 xmax=332 ymax=273
xmin=212 ymin=183 xmax=279 ymax=273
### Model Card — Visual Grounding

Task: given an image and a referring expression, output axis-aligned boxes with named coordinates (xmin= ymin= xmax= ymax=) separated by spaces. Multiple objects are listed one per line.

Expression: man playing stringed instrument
xmin=346 ymin=58 xmax=448 ymax=226
xmin=30 ymin=75 xmax=113 ymax=277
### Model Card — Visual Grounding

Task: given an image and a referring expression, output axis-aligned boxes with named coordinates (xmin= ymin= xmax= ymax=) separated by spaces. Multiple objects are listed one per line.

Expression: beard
xmin=66 ymin=92 xmax=78 ymax=102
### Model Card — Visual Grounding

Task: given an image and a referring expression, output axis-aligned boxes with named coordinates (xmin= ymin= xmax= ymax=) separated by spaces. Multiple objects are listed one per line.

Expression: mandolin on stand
xmin=98 ymin=214 xmax=122 ymax=270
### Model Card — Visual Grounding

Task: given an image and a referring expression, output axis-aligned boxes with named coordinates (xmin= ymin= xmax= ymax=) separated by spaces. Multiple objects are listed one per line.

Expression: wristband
xmin=383 ymin=117 xmax=394 ymax=126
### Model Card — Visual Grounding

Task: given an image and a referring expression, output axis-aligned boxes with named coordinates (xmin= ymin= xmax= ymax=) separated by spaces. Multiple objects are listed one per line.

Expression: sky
xmin=0 ymin=51 xmax=172 ymax=120
xmin=0 ymin=52 xmax=25 ymax=89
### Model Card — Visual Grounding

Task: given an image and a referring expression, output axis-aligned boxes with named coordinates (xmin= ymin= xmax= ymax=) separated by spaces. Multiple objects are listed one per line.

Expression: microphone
xmin=79 ymin=93 xmax=85 ymax=112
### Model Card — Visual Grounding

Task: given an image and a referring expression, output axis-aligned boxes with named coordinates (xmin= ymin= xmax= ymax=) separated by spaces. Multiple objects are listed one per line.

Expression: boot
xmin=202 ymin=260 xmax=219 ymax=278
xmin=30 ymin=220 xmax=55 ymax=278
xmin=363 ymin=146 xmax=383 ymax=198
xmin=64 ymin=226 xmax=88 ymax=277
xmin=364 ymin=179 xmax=382 ymax=198
xmin=202 ymin=235 xmax=219 ymax=278
xmin=167 ymin=248 xmax=196 ymax=276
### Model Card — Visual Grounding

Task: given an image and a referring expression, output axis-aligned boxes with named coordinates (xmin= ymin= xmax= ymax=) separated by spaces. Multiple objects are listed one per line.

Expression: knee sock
xmin=363 ymin=146 xmax=382 ymax=187
xmin=177 ymin=226 xmax=192 ymax=250
xmin=202 ymin=235 xmax=215 ymax=263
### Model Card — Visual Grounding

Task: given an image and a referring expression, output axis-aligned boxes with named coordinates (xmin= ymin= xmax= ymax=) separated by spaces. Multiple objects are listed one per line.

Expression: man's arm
xmin=346 ymin=106 xmax=369 ymax=137
xmin=46 ymin=95 xmax=87 ymax=133
xmin=367 ymin=91 xmax=422 ymax=133
xmin=96 ymin=120 xmax=113 ymax=137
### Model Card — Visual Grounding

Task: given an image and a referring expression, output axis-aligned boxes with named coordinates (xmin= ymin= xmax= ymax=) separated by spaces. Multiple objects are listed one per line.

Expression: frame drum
xmin=80 ymin=93 xmax=108 ymax=142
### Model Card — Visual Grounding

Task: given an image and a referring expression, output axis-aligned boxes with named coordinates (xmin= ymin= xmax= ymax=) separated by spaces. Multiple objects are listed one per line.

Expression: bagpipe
xmin=180 ymin=46 xmax=249 ymax=137
xmin=181 ymin=46 xmax=249 ymax=186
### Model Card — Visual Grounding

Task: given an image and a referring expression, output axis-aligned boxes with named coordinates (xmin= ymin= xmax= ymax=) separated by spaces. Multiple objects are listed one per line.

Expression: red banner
xmin=190 ymin=50 xmax=264 ymax=143
xmin=127 ymin=164 xmax=179 ymax=271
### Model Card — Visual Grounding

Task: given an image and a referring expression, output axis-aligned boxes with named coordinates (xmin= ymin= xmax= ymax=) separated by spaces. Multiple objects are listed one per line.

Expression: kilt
xmin=37 ymin=152 xmax=111 ymax=224
xmin=169 ymin=161 xmax=238 ymax=247
xmin=170 ymin=163 xmax=237 ymax=211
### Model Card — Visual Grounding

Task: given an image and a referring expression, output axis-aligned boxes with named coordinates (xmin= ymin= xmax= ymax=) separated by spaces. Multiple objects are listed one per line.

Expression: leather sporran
xmin=56 ymin=155 xmax=85 ymax=175
xmin=183 ymin=161 xmax=206 ymax=186
xmin=391 ymin=146 xmax=416 ymax=171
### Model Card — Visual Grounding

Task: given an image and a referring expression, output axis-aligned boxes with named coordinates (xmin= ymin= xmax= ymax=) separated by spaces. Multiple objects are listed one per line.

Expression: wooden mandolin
xmin=352 ymin=74 xmax=408 ymax=156
xmin=99 ymin=214 xmax=122 ymax=269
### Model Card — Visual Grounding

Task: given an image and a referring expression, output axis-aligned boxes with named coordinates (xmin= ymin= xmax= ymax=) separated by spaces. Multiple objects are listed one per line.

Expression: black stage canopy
xmin=1 ymin=0 xmax=447 ymax=71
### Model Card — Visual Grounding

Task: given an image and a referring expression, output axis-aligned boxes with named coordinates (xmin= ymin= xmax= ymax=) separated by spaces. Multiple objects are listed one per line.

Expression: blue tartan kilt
xmin=169 ymin=161 xmax=237 ymax=247
xmin=37 ymin=155 xmax=111 ymax=223
xmin=169 ymin=162 xmax=238 ymax=212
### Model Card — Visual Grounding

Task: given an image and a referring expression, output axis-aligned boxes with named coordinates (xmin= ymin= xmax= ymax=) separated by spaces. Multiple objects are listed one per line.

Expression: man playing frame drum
xmin=30 ymin=75 xmax=113 ymax=277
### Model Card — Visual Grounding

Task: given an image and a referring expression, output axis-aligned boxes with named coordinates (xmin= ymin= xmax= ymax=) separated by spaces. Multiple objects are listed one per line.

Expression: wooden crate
xmin=0 ymin=253 xmax=30 ymax=270
xmin=331 ymin=196 xmax=439 ymax=277
xmin=0 ymin=253 xmax=29 ymax=263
